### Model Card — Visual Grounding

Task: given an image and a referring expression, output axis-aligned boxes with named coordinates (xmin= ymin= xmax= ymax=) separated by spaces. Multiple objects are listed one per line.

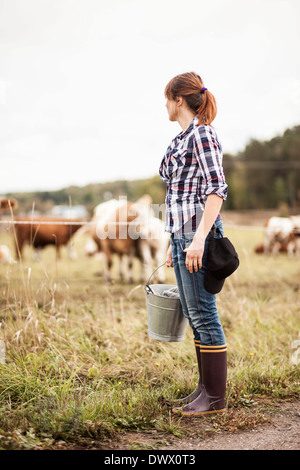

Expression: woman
xmin=159 ymin=72 xmax=228 ymax=416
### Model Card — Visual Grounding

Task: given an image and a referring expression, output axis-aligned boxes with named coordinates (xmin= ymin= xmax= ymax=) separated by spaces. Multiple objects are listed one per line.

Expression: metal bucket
xmin=145 ymin=264 xmax=188 ymax=342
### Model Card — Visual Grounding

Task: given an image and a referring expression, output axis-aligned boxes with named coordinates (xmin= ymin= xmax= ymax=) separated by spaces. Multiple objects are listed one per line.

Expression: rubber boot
xmin=172 ymin=340 xmax=202 ymax=407
xmin=174 ymin=344 xmax=227 ymax=417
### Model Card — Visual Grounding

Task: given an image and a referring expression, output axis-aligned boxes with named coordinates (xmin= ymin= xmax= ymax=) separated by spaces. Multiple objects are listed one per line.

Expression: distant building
xmin=48 ymin=205 xmax=88 ymax=219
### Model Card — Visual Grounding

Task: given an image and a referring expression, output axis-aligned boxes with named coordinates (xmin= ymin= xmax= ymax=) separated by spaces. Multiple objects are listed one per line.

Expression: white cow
xmin=264 ymin=216 xmax=300 ymax=257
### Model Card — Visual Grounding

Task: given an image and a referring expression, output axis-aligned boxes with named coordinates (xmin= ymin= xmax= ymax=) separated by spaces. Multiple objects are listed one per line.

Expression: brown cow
xmin=14 ymin=217 xmax=84 ymax=259
xmin=89 ymin=198 xmax=142 ymax=282
xmin=89 ymin=197 xmax=169 ymax=283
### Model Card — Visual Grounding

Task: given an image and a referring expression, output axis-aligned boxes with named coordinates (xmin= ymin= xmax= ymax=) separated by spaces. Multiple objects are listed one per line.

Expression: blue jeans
xmin=170 ymin=218 xmax=226 ymax=346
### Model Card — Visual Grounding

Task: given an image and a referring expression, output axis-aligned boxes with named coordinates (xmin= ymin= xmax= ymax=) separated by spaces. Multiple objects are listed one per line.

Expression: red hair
xmin=164 ymin=72 xmax=217 ymax=125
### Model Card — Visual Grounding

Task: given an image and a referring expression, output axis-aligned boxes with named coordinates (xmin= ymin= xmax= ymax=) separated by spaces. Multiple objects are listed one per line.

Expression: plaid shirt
xmin=159 ymin=117 xmax=228 ymax=233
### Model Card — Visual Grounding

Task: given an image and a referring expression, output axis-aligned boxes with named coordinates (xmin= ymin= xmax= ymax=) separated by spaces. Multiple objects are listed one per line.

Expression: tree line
xmin=223 ymin=125 xmax=300 ymax=212
xmin=5 ymin=125 xmax=300 ymax=216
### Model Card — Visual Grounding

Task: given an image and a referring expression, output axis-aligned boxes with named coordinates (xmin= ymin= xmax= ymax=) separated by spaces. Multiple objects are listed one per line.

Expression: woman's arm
xmin=184 ymin=194 xmax=223 ymax=273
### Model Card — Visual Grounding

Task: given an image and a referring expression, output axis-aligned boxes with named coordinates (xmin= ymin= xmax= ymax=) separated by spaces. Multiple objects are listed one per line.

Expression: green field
xmin=0 ymin=224 xmax=299 ymax=449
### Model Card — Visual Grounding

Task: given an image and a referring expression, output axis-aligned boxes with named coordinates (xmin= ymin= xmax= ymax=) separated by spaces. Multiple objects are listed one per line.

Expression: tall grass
xmin=0 ymin=226 xmax=299 ymax=449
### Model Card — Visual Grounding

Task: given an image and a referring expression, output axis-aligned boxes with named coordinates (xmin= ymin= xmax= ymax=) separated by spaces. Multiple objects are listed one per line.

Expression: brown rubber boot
xmin=174 ymin=344 xmax=227 ymax=416
xmin=172 ymin=340 xmax=202 ymax=408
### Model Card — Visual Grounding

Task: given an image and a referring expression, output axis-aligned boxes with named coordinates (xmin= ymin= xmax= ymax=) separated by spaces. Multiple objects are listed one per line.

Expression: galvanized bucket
xmin=145 ymin=263 xmax=189 ymax=342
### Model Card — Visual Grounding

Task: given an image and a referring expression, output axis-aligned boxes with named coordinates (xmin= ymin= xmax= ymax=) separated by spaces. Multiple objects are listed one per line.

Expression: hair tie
xmin=201 ymin=87 xmax=207 ymax=93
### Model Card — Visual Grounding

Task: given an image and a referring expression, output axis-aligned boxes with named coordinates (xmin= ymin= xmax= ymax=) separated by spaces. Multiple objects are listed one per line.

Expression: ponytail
xmin=196 ymin=88 xmax=217 ymax=125
xmin=164 ymin=72 xmax=217 ymax=125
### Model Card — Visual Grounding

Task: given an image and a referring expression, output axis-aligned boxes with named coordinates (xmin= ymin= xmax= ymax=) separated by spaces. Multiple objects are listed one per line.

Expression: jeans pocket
xmin=183 ymin=232 xmax=195 ymax=250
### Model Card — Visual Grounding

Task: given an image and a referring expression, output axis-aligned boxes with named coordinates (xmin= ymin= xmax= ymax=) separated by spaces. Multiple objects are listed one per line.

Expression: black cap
xmin=204 ymin=236 xmax=239 ymax=294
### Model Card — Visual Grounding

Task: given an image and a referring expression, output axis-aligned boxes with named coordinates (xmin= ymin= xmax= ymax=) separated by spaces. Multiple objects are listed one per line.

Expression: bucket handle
xmin=144 ymin=261 xmax=167 ymax=294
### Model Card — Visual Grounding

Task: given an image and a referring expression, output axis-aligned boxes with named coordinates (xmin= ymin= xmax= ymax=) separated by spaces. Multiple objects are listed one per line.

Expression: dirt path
xmin=100 ymin=400 xmax=300 ymax=451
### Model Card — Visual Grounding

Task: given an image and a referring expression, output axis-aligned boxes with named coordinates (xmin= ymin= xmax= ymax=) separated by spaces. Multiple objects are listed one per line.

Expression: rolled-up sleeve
xmin=193 ymin=126 xmax=228 ymax=200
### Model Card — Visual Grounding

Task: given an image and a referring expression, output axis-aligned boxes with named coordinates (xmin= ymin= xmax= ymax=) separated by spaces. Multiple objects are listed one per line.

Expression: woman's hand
xmin=166 ymin=245 xmax=173 ymax=267
xmin=184 ymin=237 xmax=205 ymax=273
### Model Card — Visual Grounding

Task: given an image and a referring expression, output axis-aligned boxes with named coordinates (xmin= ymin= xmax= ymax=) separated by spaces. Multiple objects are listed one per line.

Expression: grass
xmin=0 ymin=223 xmax=299 ymax=449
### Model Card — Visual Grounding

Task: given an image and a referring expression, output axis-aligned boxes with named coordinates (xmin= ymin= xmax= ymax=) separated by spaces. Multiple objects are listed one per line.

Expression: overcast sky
xmin=0 ymin=0 xmax=300 ymax=194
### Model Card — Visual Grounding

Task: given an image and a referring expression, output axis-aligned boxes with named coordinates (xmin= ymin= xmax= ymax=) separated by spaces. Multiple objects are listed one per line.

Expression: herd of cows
xmin=0 ymin=195 xmax=169 ymax=283
xmin=1 ymin=196 xmax=300 ymax=284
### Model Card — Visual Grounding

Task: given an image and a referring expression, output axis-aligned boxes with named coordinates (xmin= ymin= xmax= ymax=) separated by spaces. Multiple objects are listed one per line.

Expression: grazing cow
xmin=263 ymin=217 xmax=293 ymax=255
xmin=263 ymin=216 xmax=300 ymax=257
xmin=89 ymin=198 xmax=138 ymax=281
xmin=89 ymin=197 xmax=147 ymax=282
xmin=89 ymin=197 xmax=169 ymax=283
xmin=13 ymin=217 xmax=84 ymax=259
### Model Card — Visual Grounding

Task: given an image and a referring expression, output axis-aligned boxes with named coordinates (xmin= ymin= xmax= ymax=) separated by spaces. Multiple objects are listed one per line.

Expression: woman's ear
xmin=176 ymin=96 xmax=183 ymax=107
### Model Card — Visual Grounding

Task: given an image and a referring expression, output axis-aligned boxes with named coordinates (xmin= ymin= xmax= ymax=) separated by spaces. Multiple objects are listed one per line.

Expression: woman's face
xmin=165 ymin=97 xmax=178 ymax=122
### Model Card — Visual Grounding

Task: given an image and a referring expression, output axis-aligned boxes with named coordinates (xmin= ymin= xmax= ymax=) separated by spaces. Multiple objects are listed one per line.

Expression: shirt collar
xmin=177 ymin=116 xmax=198 ymax=140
